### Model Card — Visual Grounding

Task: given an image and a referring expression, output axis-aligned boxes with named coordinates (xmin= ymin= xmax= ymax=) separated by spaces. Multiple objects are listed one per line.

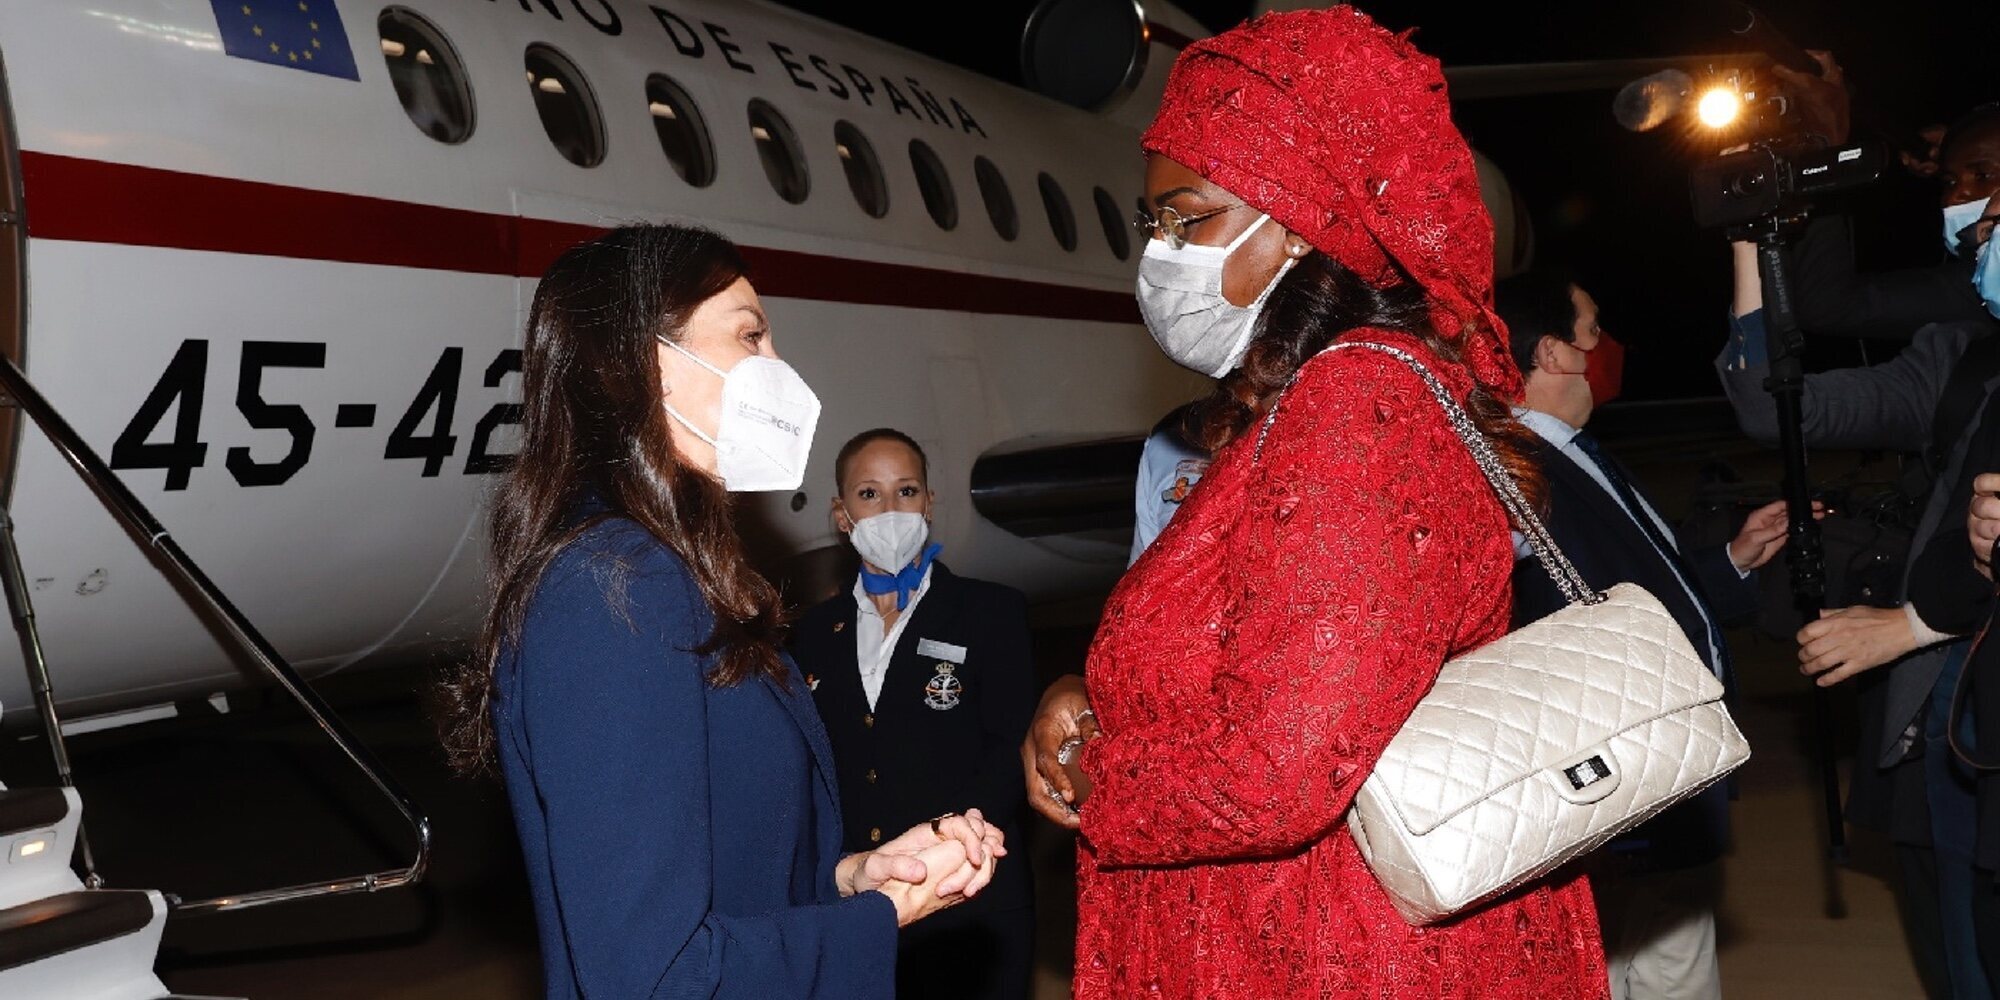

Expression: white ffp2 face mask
xmin=847 ymin=510 xmax=930 ymax=572
xmin=660 ymin=339 xmax=821 ymax=492
xmin=1135 ymin=212 xmax=1298 ymax=378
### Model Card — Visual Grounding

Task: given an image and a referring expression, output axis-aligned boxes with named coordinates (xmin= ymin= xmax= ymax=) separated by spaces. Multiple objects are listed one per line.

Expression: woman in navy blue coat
xmin=438 ymin=225 xmax=1007 ymax=999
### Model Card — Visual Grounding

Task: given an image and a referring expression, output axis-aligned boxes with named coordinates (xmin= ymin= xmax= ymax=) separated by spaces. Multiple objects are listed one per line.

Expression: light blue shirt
xmin=1130 ymin=423 xmax=1211 ymax=565
xmin=1513 ymin=407 xmax=1733 ymax=670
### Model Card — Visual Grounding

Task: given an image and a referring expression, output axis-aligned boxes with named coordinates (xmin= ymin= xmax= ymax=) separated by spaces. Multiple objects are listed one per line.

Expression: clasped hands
xmin=835 ymin=808 xmax=1006 ymax=927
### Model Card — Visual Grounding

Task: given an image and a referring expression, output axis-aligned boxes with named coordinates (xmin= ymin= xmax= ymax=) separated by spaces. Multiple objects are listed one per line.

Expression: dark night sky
xmin=777 ymin=1 xmax=2000 ymax=403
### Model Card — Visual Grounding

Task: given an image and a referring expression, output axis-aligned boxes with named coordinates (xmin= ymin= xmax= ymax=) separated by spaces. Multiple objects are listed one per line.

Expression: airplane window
xmin=909 ymin=141 xmax=958 ymax=231
xmin=1093 ymin=186 xmax=1130 ymax=260
xmin=748 ymin=100 xmax=809 ymax=205
xmin=378 ymin=8 xmax=473 ymax=144
xmin=1038 ymin=173 xmax=1077 ymax=252
xmin=525 ymin=44 xmax=604 ymax=168
xmin=835 ymin=121 xmax=887 ymax=219
xmin=646 ymin=74 xmax=714 ymax=188
xmin=974 ymin=157 xmax=1018 ymax=241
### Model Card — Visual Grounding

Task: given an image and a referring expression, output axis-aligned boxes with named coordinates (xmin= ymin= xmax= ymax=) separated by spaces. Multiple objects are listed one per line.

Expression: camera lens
xmin=1727 ymin=169 xmax=1768 ymax=199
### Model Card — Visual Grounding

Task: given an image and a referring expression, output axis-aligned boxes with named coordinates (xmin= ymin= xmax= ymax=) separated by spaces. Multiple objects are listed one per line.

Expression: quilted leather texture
xmin=1349 ymin=582 xmax=1751 ymax=925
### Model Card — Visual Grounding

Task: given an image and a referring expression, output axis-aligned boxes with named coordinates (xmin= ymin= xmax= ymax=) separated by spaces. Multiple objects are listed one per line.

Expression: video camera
xmin=1690 ymin=139 xmax=1884 ymax=230
xmin=1612 ymin=4 xmax=1885 ymax=231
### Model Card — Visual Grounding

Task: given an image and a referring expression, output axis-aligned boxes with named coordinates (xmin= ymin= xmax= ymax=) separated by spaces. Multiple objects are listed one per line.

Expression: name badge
xmin=916 ymin=638 xmax=966 ymax=663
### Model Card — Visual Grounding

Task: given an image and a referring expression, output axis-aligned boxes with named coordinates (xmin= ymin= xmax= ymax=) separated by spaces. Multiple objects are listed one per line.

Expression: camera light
xmin=1696 ymin=87 xmax=1743 ymax=129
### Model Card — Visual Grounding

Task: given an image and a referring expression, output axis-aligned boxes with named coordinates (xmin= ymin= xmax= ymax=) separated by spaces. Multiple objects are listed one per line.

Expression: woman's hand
xmin=1797 ymin=605 xmax=1920 ymax=687
xmin=1021 ymin=675 xmax=1095 ymax=829
xmin=874 ymin=839 xmax=972 ymax=928
xmin=837 ymin=809 xmax=1007 ymax=899
xmin=1970 ymin=472 xmax=2000 ymax=579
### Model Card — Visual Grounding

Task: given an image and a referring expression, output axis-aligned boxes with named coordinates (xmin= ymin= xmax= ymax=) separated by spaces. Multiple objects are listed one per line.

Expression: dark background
xmin=778 ymin=0 xmax=2000 ymax=403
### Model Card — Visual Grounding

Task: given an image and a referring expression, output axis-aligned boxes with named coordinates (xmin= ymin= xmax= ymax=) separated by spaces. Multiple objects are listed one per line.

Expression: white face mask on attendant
xmin=1135 ymin=212 xmax=1297 ymax=378
xmin=847 ymin=510 xmax=930 ymax=571
xmin=659 ymin=338 xmax=821 ymax=493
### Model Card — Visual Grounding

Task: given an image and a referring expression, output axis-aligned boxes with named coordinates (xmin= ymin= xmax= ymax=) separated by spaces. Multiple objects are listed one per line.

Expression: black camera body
xmin=1689 ymin=139 xmax=1885 ymax=229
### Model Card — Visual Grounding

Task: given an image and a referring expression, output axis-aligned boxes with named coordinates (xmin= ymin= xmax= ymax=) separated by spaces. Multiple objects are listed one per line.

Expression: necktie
xmin=1570 ymin=430 xmax=1730 ymax=681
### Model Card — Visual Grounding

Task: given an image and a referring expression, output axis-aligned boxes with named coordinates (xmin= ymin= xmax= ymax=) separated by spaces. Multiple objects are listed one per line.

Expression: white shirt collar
xmin=1512 ymin=406 xmax=1582 ymax=449
xmin=851 ymin=565 xmax=934 ymax=712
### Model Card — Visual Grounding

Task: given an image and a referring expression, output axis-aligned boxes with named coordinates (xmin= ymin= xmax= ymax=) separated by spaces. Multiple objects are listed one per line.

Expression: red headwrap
xmin=1142 ymin=7 xmax=1520 ymax=397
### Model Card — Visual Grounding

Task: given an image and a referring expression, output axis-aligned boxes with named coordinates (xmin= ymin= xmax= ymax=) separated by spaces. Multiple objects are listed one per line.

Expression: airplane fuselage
xmin=0 ymin=0 xmax=1204 ymax=719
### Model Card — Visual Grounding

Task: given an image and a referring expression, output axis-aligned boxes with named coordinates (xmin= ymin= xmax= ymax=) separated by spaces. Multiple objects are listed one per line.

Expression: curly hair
xmin=1187 ymin=252 xmax=1545 ymax=511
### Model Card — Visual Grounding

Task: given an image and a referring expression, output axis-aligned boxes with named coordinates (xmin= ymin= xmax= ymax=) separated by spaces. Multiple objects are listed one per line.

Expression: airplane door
xmin=0 ymin=44 xmax=24 ymax=500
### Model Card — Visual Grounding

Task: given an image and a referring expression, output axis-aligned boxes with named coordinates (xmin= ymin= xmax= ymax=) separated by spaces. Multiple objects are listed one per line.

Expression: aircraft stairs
xmin=0 ymin=357 xmax=429 ymax=998
xmin=0 ymin=785 xmax=221 ymax=999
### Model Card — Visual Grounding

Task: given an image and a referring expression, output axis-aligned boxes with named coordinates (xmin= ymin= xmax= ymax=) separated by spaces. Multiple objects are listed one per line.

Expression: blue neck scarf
xmin=860 ymin=542 xmax=942 ymax=611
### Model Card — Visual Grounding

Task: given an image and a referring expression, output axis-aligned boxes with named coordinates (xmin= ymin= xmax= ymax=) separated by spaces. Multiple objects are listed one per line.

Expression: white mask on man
xmin=659 ymin=338 xmax=821 ymax=492
xmin=1135 ymin=212 xmax=1297 ymax=377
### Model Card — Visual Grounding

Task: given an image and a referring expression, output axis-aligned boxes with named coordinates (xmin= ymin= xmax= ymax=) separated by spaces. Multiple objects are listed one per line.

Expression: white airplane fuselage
xmin=0 ymin=0 xmax=1210 ymax=720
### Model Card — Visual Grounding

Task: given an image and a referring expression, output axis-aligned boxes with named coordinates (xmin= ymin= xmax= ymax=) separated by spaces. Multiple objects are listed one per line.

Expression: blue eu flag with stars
xmin=211 ymin=1 xmax=359 ymax=80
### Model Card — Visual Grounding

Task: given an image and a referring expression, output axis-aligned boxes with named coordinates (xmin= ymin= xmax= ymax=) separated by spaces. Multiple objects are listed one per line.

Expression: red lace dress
xmin=1075 ymin=333 xmax=1608 ymax=999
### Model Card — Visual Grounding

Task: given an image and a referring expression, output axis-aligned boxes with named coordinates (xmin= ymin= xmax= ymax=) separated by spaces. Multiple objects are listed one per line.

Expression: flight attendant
xmin=793 ymin=428 xmax=1037 ymax=1000
xmin=438 ymin=225 xmax=1007 ymax=999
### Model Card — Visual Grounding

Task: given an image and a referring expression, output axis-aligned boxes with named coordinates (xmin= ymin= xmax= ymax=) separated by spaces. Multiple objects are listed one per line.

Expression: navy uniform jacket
xmin=792 ymin=562 xmax=1036 ymax=912
xmin=493 ymin=517 xmax=896 ymax=999
xmin=1512 ymin=437 xmax=1761 ymax=873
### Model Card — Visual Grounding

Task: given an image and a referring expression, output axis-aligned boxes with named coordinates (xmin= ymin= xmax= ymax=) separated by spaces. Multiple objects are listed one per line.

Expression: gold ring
xmin=929 ymin=811 xmax=957 ymax=837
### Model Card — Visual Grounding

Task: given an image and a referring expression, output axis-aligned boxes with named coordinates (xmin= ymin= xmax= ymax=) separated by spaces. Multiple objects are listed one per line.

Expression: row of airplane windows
xmin=376 ymin=7 xmax=1140 ymax=261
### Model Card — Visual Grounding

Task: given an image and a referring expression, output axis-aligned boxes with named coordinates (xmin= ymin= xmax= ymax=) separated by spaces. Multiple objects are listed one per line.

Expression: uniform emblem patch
xmin=923 ymin=662 xmax=962 ymax=711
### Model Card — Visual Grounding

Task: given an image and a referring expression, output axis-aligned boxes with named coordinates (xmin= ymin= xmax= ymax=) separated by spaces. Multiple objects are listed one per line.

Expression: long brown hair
xmin=1188 ymin=251 xmax=1546 ymax=510
xmin=438 ymin=225 xmax=787 ymax=774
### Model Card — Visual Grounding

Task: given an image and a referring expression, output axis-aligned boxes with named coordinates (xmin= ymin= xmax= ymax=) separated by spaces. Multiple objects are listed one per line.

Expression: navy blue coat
xmin=493 ymin=517 xmax=896 ymax=999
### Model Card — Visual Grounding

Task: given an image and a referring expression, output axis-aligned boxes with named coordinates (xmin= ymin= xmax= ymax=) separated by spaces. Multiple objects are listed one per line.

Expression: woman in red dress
xmin=1058 ymin=9 xmax=1609 ymax=998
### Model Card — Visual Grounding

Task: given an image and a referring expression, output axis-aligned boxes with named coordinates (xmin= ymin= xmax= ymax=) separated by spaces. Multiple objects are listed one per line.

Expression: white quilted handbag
xmin=1289 ymin=342 xmax=1751 ymax=926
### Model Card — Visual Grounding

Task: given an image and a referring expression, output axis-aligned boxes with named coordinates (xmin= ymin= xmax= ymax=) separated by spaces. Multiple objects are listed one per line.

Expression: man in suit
xmin=1499 ymin=270 xmax=1791 ymax=1000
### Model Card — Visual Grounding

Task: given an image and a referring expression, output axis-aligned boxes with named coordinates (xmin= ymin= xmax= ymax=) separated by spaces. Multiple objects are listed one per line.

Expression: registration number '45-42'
xmin=107 ymin=339 xmax=521 ymax=490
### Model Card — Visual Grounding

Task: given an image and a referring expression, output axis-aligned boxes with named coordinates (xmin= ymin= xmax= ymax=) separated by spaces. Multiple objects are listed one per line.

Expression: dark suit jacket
xmin=1512 ymin=435 xmax=1760 ymax=873
xmin=1907 ymin=396 xmax=2000 ymax=872
xmin=792 ymin=562 xmax=1036 ymax=911
xmin=494 ymin=517 xmax=895 ymax=999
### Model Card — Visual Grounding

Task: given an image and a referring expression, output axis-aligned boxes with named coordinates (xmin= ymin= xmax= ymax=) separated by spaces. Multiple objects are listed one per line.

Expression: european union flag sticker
xmin=211 ymin=1 xmax=359 ymax=80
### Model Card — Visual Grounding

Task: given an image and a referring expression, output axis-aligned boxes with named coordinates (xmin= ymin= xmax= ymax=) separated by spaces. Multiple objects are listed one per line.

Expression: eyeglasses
xmin=1131 ymin=202 xmax=1246 ymax=250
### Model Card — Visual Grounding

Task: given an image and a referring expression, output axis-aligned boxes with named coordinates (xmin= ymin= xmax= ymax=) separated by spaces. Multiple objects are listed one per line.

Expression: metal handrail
xmin=0 ymin=355 xmax=429 ymax=914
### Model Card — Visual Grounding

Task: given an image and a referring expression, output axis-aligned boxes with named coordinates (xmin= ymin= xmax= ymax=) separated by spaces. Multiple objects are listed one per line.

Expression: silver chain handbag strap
xmin=1253 ymin=340 xmax=1604 ymax=606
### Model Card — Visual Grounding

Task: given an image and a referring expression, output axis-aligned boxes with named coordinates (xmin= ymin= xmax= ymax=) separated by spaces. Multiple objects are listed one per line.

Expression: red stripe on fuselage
xmin=18 ymin=152 xmax=1141 ymax=324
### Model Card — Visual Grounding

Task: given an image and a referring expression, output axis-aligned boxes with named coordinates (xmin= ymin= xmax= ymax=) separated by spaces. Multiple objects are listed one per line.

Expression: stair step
xmin=0 ymin=788 xmax=68 ymax=838
xmin=0 ymin=890 xmax=155 ymax=973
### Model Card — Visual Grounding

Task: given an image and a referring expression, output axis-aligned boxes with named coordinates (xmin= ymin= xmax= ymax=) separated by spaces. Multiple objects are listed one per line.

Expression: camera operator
xmin=1773 ymin=53 xmax=1997 ymax=341
xmin=1718 ymin=187 xmax=2000 ymax=999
